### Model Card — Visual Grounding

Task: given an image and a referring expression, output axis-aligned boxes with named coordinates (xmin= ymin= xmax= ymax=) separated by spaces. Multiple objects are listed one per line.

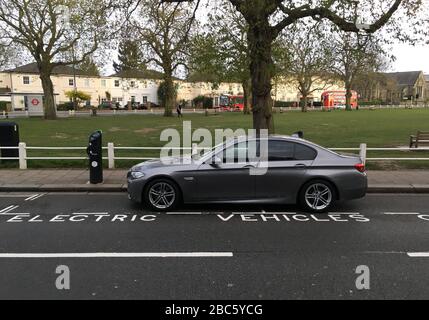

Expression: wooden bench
xmin=410 ymin=131 xmax=429 ymax=148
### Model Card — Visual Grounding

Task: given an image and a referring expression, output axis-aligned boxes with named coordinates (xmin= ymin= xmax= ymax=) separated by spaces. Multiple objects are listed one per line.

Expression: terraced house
xmin=0 ymin=62 xmax=344 ymax=112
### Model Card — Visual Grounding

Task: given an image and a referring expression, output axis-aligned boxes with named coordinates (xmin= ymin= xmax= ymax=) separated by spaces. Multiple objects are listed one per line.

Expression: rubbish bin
xmin=0 ymin=122 xmax=19 ymax=163
xmin=86 ymin=130 xmax=103 ymax=184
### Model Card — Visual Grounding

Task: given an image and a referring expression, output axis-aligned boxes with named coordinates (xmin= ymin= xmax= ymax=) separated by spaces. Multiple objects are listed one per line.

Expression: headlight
xmin=130 ymin=171 xmax=145 ymax=179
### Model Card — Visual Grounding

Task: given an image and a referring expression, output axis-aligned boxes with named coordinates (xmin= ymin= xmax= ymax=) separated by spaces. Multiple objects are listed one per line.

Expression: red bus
xmin=217 ymin=94 xmax=245 ymax=112
xmin=321 ymin=90 xmax=358 ymax=109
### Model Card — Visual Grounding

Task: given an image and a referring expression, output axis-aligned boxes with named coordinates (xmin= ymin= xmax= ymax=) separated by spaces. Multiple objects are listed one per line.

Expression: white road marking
xmin=0 ymin=252 xmax=234 ymax=258
xmin=0 ymin=205 xmax=30 ymax=216
xmin=383 ymin=212 xmax=421 ymax=215
xmin=72 ymin=212 xmax=109 ymax=215
xmin=0 ymin=205 xmax=16 ymax=213
xmin=0 ymin=205 xmax=20 ymax=214
xmin=167 ymin=212 xmax=202 ymax=215
xmin=0 ymin=195 xmax=37 ymax=198
xmin=25 ymin=194 xmax=40 ymax=201
xmin=407 ymin=252 xmax=429 ymax=258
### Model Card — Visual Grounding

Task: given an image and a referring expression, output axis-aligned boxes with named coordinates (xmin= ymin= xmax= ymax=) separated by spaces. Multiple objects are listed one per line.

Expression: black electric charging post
xmin=87 ymin=130 xmax=103 ymax=184
xmin=0 ymin=122 xmax=19 ymax=164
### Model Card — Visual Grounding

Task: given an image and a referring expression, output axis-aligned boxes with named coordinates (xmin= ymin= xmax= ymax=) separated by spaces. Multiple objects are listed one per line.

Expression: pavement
xmin=0 ymin=169 xmax=429 ymax=193
xmin=0 ymin=192 xmax=428 ymax=299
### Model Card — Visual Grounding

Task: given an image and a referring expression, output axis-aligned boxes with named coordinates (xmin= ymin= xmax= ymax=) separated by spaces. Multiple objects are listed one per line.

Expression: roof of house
xmin=4 ymin=62 xmax=97 ymax=77
xmin=110 ymin=68 xmax=180 ymax=81
xmin=384 ymin=71 xmax=422 ymax=86
xmin=186 ymin=72 xmax=238 ymax=84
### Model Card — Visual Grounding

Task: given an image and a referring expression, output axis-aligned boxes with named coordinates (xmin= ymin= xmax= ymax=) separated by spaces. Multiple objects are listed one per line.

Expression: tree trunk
xmin=39 ymin=69 xmax=57 ymax=120
xmin=248 ymin=22 xmax=274 ymax=133
xmin=345 ymin=86 xmax=353 ymax=111
xmin=301 ymin=95 xmax=308 ymax=113
xmin=163 ymin=74 xmax=175 ymax=117
xmin=242 ymin=78 xmax=252 ymax=115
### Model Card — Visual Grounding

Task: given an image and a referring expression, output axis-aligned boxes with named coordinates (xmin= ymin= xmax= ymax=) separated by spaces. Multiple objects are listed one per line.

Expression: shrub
xmin=57 ymin=102 xmax=75 ymax=111
xmin=193 ymin=95 xmax=213 ymax=109
xmin=274 ymin=101 xmax=299 ymax=108
xmin=0 ymin=101 xmax=8 ymax=111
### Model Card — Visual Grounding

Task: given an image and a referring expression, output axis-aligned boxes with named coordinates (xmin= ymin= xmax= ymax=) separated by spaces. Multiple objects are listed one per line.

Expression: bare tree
xmin=163 ymin=0 xmax=427 ymax=132
xmin=129 ymin=0 xmax=200 ymax=116
xmin=0 ymin=0 xmax=116 ymax=119
xmin=278 ymin=22 xmax=337 ymax=112
xmin=189 ymin=2 xmax=252 ymax=114
xmin=330 ymin=28 xmax=387 ymax=110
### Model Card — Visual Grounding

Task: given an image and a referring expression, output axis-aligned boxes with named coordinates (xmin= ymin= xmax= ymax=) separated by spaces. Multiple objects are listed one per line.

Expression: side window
xmin=222 ymin=140 xmax=258 ymax=163
xmin=295 ymin=143 xmax=317 ymax=161
xmin=268 ymin=141 xmax=295 ymax=161
xmin=268 ymin=140 xmax=317 ymax=161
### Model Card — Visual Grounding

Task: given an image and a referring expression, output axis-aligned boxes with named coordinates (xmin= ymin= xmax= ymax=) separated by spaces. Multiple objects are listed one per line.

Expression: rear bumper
xmin=338 ymin=173 xmax=368 ymax=200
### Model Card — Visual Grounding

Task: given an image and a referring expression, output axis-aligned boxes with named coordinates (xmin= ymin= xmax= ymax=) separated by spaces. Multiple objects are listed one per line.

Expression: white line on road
xmin=0 ymin=252 xmax=234 ymax=258
xmin=0 ymin=195 xmax=37 ymax=198
xmin=407 ymin=252 xmax=429 ymax=257
xmin=167 ymin=212 xmax=203 ymax=215
xmin=0 ymin=205 xmax=19 ymax=214
xmin=0 ymin=205 xmax=16 ymax=213
xmin=25 ymin=194 xmax=39 ymax=201
xmin=383 ymin=212 xmax=421 ymax=215
xmin=72 ymin=212 xmax=110 ymax=215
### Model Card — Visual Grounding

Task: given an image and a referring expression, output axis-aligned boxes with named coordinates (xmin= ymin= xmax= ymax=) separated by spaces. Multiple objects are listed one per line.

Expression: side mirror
xmin=211 ymin=156 xmax=222 ymax=166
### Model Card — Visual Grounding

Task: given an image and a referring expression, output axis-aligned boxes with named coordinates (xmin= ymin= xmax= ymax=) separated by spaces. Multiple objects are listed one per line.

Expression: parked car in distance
xmin=98 ymin=101 xmax=119 ymax=110
xmin=127 ymin=135 xmax=368 ymax=213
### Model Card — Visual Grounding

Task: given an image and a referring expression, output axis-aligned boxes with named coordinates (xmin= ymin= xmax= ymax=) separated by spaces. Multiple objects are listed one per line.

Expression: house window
xmin=101 ymin=79 xmax=107 ymax=87
xmin=84 ymin=79 xmax=90 ymax=87
xmin=69 ymin=79 xmax=74 ymax=86
xmin=143 ymin=96 xmax=148 ymax=104
xmin=114 ymin=80 xmax=120 ymax=87
xmin=23 ymin=76 xmax=30 ymax=85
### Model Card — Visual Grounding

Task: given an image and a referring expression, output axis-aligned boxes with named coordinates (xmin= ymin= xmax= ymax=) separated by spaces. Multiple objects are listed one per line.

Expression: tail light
xmin=354 ymin=163 xmax=366 ymax=173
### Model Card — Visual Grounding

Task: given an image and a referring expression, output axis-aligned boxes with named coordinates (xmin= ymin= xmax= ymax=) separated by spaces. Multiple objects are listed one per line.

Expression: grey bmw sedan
xmin=127 ymin=136 xmax=367 ymax=213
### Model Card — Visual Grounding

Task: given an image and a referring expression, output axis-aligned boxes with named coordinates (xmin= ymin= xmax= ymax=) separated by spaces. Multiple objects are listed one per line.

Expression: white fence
xmin=2 ymin=104 xmax=429 ymax=119
xmin=1 ymin=143 xmax=429 ymax=170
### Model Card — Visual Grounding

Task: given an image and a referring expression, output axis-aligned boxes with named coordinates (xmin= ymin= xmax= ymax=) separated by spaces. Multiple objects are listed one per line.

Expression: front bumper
xmin=127 ymin=171 xmax=148 ymax=203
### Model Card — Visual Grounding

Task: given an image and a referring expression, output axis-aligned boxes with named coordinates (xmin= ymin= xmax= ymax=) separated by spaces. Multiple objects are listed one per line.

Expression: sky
xmin=100 ymin=1 xmax=429 ymax=76
xmin=391 ymin=44 xmax=429 ymax=74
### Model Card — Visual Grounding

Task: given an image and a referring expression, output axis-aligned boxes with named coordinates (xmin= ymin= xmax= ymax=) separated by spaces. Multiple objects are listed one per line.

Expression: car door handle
xmin=244 ymin=165 xmax=255 ymax=169
xmin=295 ymin=164 xmax=307 ymax=168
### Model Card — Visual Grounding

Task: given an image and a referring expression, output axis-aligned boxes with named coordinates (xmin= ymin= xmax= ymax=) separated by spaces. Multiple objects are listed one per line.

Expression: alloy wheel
xmin=304 ymin=183 xmax=333 ymax=211
xmin=148 ymin=182 xmax=176 ymax=210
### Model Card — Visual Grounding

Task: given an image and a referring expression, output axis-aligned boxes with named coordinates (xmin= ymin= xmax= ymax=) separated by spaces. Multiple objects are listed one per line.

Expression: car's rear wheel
xmin=299 ymin=180 xmax=335 ymax=213
xmin=144 ymin=179 xmax=180 ymax=212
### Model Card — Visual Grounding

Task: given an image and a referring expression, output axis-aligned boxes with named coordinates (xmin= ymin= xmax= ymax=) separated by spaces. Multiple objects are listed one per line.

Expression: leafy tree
xmin=189 ymin=2 xmax=252 ymax=114
xmin=164 ymin=0 xmax=428 ymax=132
xmin=0 ymin=0 xmax=116 ymax=119
xmin=277 ymin=22 xmax=336 ymax=112
xmin=65 ymin=90 xmax=92 ymax=107
xmin=78 ymin=56 xmax=100 ymax=76
xmin=129 ymin=0 xmax=199 ymax=116
xmin=113 ymin=40 xmax=146 ymax=72
xmin=330 ymin=28 xmax=387 ymax=110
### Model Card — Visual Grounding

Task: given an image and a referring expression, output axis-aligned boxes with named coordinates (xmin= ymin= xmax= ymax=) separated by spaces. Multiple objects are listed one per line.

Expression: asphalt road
xmin=0 ymin=192 xmax=428 ymax=300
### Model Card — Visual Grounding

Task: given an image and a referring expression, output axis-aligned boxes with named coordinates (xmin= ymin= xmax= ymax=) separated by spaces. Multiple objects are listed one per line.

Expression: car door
xmin=192 ymin=140 xmax=256 ymax=202
xmin=254 ymin=140 xmax=317 ymax=202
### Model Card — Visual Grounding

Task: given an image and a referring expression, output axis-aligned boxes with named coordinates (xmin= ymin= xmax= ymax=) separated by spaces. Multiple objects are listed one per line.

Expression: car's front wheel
xmin=299 ymin=180 xmax=335 ymax=213
xmin=143 ymin=179 xmax=180 ymax=212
